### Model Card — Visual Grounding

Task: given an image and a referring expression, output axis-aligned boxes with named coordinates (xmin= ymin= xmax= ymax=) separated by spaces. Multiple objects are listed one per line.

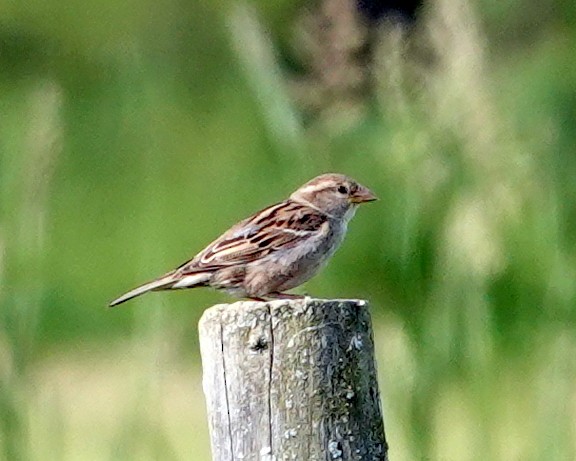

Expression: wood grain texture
xmin=199 ymin=298 xmax=388 ymax=461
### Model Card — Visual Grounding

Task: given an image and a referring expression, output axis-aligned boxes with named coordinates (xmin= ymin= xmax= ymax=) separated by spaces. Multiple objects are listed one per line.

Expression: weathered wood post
xmin=199 ymin=298 xmax=388 ymax=461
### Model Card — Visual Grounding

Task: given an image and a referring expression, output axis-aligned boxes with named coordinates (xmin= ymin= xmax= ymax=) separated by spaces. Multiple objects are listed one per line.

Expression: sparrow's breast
xmin=266 ymin=218 xmax=348 ymax=292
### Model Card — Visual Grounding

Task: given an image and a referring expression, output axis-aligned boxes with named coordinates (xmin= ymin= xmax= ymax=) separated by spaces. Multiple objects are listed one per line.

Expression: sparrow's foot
xmin=266 ymin=292 xmax=305 ymax=300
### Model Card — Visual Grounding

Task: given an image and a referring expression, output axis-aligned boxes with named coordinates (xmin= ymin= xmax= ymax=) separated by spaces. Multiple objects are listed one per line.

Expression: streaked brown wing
xmin=176 ymin=200 xmax=327 ymax=274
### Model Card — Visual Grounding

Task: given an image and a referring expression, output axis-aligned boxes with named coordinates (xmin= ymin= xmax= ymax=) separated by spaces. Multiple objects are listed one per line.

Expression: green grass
xmin=1 ymin=1 xmax=576 ymax=460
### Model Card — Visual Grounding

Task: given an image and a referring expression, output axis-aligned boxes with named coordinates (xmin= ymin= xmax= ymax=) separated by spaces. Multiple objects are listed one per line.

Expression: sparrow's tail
xmin=108 ymin=272 xmax=210 ymax=307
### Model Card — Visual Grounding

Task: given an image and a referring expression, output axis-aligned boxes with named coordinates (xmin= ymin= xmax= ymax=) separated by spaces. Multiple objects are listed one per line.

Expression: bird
xmin=109 ymin=173 xmax=377 ymax=307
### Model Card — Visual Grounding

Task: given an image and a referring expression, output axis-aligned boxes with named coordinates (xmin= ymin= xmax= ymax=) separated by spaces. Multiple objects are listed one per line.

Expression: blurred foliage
xmin=1 ymin=0 xmax=576 ymax=460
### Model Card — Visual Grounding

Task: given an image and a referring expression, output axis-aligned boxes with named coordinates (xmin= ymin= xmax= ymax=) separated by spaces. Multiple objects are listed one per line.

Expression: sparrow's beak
xmin=349 ymin=185 xmax=378 ymax=203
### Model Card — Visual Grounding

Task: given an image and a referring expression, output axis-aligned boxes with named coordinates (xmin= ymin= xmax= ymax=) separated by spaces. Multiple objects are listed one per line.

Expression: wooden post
xmin=199 ymin=298 xmax=388 ymax=461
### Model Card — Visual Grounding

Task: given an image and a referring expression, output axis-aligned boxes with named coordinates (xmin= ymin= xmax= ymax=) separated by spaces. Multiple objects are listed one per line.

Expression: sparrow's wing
xmin=177 ymin=200 xmax=328 ymax=274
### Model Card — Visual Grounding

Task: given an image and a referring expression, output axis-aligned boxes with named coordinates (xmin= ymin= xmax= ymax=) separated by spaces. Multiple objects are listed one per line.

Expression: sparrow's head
xmin=290 ymin=173 xmax=378 ymax=219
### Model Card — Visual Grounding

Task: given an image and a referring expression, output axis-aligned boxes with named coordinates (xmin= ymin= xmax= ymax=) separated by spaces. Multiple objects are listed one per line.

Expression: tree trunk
xmin=199 ymin=298 xmax=388 ymax=461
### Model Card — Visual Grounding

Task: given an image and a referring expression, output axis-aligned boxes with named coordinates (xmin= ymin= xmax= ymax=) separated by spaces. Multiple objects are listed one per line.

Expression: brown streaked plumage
xmin=109 ymin=173 xmax=377 ymax=306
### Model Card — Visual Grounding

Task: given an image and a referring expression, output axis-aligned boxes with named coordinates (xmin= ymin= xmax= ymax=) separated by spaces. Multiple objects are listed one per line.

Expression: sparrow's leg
xmin=247 ymin=297 xmax=267 ymax=302
xmin=266 ymin=292 xmax=306 ymax=300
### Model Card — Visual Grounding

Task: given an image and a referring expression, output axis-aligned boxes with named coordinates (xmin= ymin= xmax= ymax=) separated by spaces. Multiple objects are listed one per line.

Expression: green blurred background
xmin=1 ymin=0 xmax=576 ymax=459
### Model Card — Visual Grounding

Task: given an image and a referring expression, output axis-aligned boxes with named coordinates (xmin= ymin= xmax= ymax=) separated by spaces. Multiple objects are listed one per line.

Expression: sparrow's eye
xmin=337 ymin=185 xmax=349 ymax=194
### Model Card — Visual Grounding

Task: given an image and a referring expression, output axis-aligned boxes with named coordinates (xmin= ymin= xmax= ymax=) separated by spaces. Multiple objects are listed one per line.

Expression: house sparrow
xmin=109 ymin=173 xmax=377 ymax=306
